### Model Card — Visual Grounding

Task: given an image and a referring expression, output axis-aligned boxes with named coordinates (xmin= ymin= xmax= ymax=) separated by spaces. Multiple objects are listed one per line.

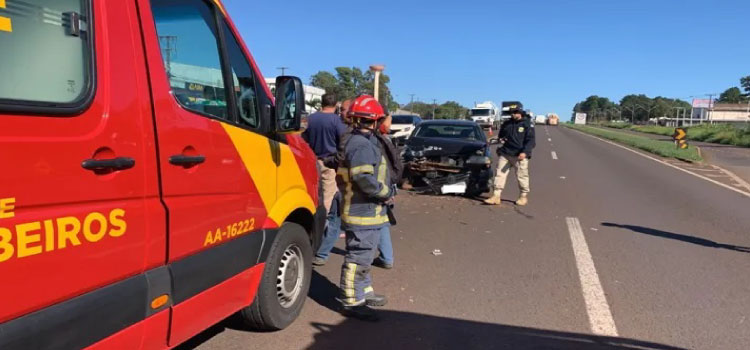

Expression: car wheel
xmin=239 ymin=222 xmax=312 ymax=330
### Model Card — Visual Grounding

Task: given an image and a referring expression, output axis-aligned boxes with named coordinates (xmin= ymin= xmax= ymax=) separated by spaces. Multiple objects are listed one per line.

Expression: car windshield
xmin=415 ymin=124 xmax=481 ymax=140
xmin=470 ymin=109 xmax=490 ymax=116
xmin=392 ymin=115 xmax=415 ymax=124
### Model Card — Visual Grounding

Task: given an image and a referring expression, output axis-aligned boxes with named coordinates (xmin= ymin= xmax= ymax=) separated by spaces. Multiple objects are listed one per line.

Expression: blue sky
xmin=224 ymin=0 xmax=750 ymax=116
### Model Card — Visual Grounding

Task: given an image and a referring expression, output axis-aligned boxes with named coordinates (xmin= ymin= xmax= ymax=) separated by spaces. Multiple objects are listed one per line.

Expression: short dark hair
xmin=321 ymin=93 xmax=337 ymax=108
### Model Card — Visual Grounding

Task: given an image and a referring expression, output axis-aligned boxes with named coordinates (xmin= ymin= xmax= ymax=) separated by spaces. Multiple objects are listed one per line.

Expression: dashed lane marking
xmin=566 ymin=217 xmax=619 ymax=336
xmin=551 ymin=151 xmax=558 ymax=160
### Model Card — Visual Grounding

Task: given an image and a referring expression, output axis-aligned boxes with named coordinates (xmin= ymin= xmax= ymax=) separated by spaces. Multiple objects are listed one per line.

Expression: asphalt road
xmin=182 ymin=125 xmax=750 ymax=350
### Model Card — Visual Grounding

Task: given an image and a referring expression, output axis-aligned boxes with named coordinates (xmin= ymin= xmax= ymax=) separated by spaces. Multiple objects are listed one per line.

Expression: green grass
xmin=564 ymin=124 xmax=703 ymax=162
xmin=600 ymin=122 xmax=750 ymax=147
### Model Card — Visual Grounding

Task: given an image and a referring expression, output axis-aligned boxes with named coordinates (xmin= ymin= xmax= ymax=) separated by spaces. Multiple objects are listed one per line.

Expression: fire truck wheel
xmin=240 ymin=222 xmax=312 ymax=330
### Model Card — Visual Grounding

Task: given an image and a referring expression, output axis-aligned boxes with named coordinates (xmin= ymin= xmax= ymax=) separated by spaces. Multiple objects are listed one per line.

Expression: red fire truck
xmin=0 ymin=0 xmax=325 ymax=348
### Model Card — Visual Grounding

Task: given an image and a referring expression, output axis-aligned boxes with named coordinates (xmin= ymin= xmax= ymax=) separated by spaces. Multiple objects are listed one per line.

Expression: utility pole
xmin=432 ymin=99 xmax=437 ymax=120
xmin=636 ymin=103 xmax=657 ymax=122
xmin=409 ymin=94 xmax=416 ymax=113
xmin=706 ymin=93 xmax=715 ymax=124
xmin=159 ymin=36 xmax=177 ymax=77
xmin=277 ymin=66 xmax=289 ymax=76
xmin=623 ymin=104 xmax=638 ymax=124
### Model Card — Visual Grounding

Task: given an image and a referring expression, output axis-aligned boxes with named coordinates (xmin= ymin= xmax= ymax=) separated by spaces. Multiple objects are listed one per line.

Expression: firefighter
xmin=484 ymin=108 xmax=536 ymax=206
xmin=336 ymin=95 xmax=393 ymax=321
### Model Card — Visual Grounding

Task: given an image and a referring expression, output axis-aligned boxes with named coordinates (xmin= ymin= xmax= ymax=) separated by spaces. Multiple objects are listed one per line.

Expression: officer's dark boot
xmin=365 ymin=293 xmax=388 ymax=307
xmin=340 ymin=304 xmax=379 ymax=322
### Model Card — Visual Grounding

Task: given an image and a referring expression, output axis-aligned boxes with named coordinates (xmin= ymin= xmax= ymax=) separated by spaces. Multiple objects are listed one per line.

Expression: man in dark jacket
xmin=303 ymin=94 xmax=348 ymax=266
xmin=485 ymin=109 xmax=536 ymax=206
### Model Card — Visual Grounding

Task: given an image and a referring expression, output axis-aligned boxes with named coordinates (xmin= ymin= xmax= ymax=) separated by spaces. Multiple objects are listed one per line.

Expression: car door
xmin=138 ymin=0 xmax=277 ymax=344
xmin=0 ymin=0 xmax=164 ymax=349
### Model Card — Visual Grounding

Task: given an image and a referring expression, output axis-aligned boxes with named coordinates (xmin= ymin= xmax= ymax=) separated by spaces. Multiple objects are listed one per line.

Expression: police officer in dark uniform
xmin=485 ymin=109 xmax=536 ymax=206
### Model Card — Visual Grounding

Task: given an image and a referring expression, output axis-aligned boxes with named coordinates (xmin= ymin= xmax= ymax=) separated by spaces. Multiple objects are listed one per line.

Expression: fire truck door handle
xmin=81 ymin=157 xmax=136 ymax=172
xmin=169 ymin=155 xmax=206 ymax=166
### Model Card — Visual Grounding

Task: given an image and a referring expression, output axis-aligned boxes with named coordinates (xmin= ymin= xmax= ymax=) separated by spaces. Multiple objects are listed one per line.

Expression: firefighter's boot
xmin=516 ymin=193 xmax=529 ymax=206
xmin=484 ymin=191 xmax=502 ymax=205
xmin=365 ymin=293 xmax=388 ymax=307
xmin=341 ymin=304 xmax=379 ymax=322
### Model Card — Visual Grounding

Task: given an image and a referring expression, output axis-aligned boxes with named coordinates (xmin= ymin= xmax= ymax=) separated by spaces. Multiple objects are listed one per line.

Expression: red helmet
xmin=348 ymin=95 xmax=385 ymax=121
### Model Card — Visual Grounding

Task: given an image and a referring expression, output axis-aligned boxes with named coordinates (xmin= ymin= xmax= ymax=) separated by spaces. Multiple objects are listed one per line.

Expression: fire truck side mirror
xmin=274 ymin=76 xmax=305 ymax=132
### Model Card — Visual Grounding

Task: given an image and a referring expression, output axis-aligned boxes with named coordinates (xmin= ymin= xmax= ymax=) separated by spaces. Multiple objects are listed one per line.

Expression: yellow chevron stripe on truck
xmin=221 ymin=123 xmax=313 ymax=227
xmin=0 ymin=0 xmax=12 ymax=33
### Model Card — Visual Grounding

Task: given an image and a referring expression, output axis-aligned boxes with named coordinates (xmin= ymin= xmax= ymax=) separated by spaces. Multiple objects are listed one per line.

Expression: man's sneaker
xmin=312 ymin=257 xmax=327 ymax=266
xmin=340 ymin=304 xmax=379 ymax=322
xmin=365 ymin=294 xmax=388 ymax=307
xmin=372 ymin=259 xmax=393 ymax=270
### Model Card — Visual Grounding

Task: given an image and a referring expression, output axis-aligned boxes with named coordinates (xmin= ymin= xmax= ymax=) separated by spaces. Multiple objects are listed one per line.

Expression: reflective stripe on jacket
xmin=337 ymin=130 xmax=393 ymax=229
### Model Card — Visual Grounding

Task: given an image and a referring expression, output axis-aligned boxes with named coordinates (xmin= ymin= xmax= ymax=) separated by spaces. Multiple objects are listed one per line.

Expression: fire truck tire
xmin=240 ymin=222 xmax=312 ymax=330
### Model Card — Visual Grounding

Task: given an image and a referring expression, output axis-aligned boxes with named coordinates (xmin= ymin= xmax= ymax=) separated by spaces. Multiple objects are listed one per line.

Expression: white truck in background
xmin=535 ymin=114 xmax=547 ymax=124
xmin=549 ymin=113 xmax=561 ymax=126
xmin=469 ymin=101 xmax=500 ymax=129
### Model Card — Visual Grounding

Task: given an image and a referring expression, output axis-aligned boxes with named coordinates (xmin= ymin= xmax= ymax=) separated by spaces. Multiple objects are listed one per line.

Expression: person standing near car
xmin=484 ymin=109 xmax=535 ymax=206
xmin=313 ymin=99 xmax=355 ymax=266
xmin=302 ymin=94 xmax=348 ymax=266
xmin=371 ymin=113 xmax=403 ymax=269
xmin=337 ymin=95 xmax=392 ymax=321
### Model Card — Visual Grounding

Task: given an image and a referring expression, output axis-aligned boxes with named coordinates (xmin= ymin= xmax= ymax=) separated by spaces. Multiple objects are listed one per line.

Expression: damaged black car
xmin=401 ymin=120 xmax=493 ymax=196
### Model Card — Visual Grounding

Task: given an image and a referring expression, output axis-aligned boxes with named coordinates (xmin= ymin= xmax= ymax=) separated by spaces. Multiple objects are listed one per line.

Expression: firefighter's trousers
xmin=339 ymin=226 xmax=386 ymax=306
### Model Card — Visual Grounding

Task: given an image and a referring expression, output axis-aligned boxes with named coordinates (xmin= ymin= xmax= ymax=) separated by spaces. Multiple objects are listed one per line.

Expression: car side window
xmin=151 ymin=0 xmax=228 ymax=120
xmin=221 ymin=20 xmax=260 ymax=129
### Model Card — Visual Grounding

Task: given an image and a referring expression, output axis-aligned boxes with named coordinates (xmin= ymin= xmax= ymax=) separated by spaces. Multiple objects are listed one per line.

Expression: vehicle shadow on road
xmin=602 ymin=223 xmax=750 ymax=253
xmin=306 ymin=311 xmax=684 ymax=350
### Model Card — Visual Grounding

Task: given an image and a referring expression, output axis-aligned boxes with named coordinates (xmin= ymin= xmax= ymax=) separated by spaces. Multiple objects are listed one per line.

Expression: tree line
xmin=310 ymin=67 xmax=398 ymax=112
xmin=573 ymin=95 xmax=692 ymax=123
xmin=717 ymin=76 xmax=750 ymax=103
xmin=574 ymin=75 xmax=749 ymax=123
xmin=401 ymin=101 xmax=469 ymax=120
xmin=309 ymin=66 xmax=471 ymax=119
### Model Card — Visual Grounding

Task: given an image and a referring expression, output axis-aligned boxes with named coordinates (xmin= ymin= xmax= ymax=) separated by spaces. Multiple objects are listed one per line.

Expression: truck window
xmin=221 ymin=20 xmax=260 ymax=129
xmin=0 ymin=0 xmax=93 ymax=109
xmin=151 ymin=0 xmax=229 ymax=120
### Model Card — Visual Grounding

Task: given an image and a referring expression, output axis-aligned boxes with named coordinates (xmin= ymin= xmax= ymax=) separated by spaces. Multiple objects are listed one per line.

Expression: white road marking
xmin=551 ymin=151 xmax=558 ymax=160
xmin=548 ymin=138 xmax=552 ymax=142
xmin=713 ymin=165 xmax=750 ymax=192
xmin=568 ymin=129 xmax=750 ymax=199
xmin=566 ymin=217 xmax=618 ymax=336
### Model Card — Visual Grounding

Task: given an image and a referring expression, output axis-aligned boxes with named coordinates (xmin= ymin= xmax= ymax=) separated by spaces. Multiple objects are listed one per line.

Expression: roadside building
xmin=692 ymin=100 xmax=750 ymax=125
xmin=707 ymin=103 xmax=750 ymax=124
xmin=265 ymin=77 xmax=325 ymax=113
